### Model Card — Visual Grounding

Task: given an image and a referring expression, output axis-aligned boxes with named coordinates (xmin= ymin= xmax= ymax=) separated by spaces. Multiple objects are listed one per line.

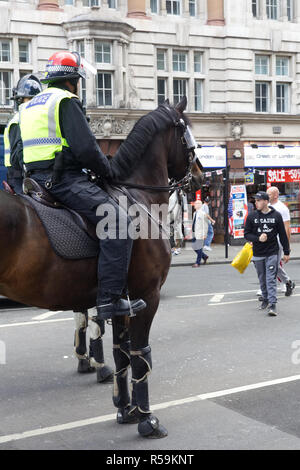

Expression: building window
xmin=194 ymin=79 xmax=203 ymax=111
xmin=77 ymin=40 xmax=85 ymax=58
xmin=173 ymin=51 xmax=187 ymax=72
xmin=82 ymin=0 xmax=99 ymax=6
xmin=19 ymin=40 xmax=30 ymax=63
xmin=255 ymin=82 xmax=269 ymax=112
xmin=276 ymin=83 xmax=289 ymax=112
xmin=95 ymin=42 xmax=111 ymax=64
xmin=80 ymin=79 xmax=86 ymax=105
xmin=157 ymin=50 xmax=166 ymax=71
xmin=266 ymin=0 xmax=278 ymax=19
xmin=108 ymin=0 xmax=117 ymax=7
xmin=189 ymin=0 xmax=196 ymax=16
xmin=96 ymin=72 xmax=112 ymax=106
xmin=150 ymin=0 xmax=158 ymax=13
xmin=255 ymin=55 xmax=269 ymax=75
xmin=157 ymin=78 xmax=166 ymax=104
xmin=0 ymin=70 xmax=12 ymax=106
xmin=166 ymin=0 xmax=181 ymax=15
xmin=173 ymin=79 xmax=186 ymax=105
xmin=0 ymin=41 xmax=11 ymax=62
xmin=252 ymin=0 xmax=258 ymax=17
xmin=64 ymin=0 xmax=74 ymax=4
xmin=276 ymin=56 xmax=289 ymax=76
xmin=287 ymin=0 xmax=293 ymax=21
xmin=194 ymin=52 xmax=202 ymax=73
xmin=19 ymin=70 xmax=32 ymax=79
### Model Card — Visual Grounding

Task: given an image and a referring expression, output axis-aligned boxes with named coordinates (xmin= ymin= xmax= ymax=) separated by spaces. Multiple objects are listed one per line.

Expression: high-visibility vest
xmin=3 ymin=112 xmax=20 ymax=167
xmin=20 ymin=87 xmax=77 ymax=165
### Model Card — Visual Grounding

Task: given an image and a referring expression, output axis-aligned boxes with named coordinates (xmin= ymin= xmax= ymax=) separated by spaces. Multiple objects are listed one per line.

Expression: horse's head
xmin=163 ymin=97 xmax=203 ymax=193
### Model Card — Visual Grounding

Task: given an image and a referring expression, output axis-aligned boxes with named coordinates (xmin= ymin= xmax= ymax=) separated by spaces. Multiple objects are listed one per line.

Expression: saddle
xmin=23 ymin=178 xmax=97 ymax=242
xmin=1 ymin=178 xmax=99 ymax=260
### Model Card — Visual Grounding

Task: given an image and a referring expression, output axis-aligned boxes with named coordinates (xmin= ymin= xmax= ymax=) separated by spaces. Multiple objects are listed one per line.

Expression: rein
xmin=109 ymin=174 xmax=192 ymax=193
xmin=110 ymin=118 xmax=198 ymax=193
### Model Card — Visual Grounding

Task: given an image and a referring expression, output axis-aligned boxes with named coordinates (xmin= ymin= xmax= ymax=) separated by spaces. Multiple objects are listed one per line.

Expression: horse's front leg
xmin=129 ymin=295 xmax=168 ymax=439
xmin=112 ymin=316 xmax=138 ymax=424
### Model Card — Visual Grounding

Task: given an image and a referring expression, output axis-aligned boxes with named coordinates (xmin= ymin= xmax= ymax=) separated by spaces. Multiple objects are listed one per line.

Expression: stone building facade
xmin=1 ymin=0 xmax=300 ymax=238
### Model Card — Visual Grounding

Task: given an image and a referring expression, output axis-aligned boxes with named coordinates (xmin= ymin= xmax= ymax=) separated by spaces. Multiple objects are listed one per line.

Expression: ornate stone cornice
xmin=89 ymin=114 xmax=135 ymax=138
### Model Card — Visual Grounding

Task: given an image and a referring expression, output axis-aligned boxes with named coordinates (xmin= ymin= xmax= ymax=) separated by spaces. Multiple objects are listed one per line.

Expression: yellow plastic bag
xmin=231 ymin=242 xmax=253 ymax=274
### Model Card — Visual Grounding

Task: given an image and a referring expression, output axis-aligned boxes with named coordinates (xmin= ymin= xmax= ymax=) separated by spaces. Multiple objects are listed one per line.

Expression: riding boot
xmin=97 ymin=294 xmax=146 ymax=321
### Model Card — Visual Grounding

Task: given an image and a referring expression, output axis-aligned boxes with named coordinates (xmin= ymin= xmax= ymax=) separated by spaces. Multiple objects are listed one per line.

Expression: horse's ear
xmin=175 ymin=96 xmax=187 ymax=113
xmin=163 ymin=99 xmax=170 ymax=106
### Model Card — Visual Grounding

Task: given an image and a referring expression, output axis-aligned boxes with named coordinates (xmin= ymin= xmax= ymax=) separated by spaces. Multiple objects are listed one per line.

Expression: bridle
xmin=110 ymin=117 xmax=202 ymax=193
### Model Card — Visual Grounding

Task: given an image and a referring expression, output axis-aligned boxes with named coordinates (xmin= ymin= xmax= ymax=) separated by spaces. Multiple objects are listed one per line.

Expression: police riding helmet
xmin=41 ymin=51 xmax=86 ymax=85
xmin=11 ymin=74 xmax=43 ymax=106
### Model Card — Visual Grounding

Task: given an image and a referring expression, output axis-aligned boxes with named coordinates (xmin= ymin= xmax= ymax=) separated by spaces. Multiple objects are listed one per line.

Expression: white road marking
xmin=0 ymin=318 xmax=74 ymax=329
xmin=210 ymin=294 xmax=224 ymax=303
xmin=177 ymin=289 xmax=259 ymax=299
xmin=177 ymin=286 xmax=299 ymax=300
xmin=1 ymin=373 xmax=300 ymax=445
xmin=32 ymin=311 xmax=63 ymax=321
xmin=208 ymin=293 xmax=300 ymax=307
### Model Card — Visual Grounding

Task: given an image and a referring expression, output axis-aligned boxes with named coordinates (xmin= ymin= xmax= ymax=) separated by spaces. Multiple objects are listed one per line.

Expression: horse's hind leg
xmin=74 ymin=310 xmax=113 ymax=382
xmin=89 ymin=314 xmax=114 ymax=383
xmin=112 ymin=316 xmax=138 ymax=424
xmin=74 ymin=311 xmax=95 ymax=373
xmin=129 ymin=296 xmax=168 ymax=439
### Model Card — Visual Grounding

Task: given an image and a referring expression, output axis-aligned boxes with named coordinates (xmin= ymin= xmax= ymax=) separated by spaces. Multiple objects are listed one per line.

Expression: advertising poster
xmin=230 ymin=185 xmax=248 ymax=239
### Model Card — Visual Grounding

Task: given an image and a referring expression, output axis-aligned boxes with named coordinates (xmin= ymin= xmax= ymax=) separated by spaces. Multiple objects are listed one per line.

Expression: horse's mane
xmin=110 ymin=102 xmax=189 ymax=181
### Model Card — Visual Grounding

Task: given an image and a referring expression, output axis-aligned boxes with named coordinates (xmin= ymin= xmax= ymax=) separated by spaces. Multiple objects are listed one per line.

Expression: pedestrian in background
xmin=203 ymin=196 xmax=216 ymax=252
xmin=169 ymin=188 xmax=184 ymax=255
xmin=267 ymin=186 xmax=295 ymax=296
xmin=192 ymin=200 xmax=209 ymax=267
xmin=244 ymin=191 xmax=290 ymax=316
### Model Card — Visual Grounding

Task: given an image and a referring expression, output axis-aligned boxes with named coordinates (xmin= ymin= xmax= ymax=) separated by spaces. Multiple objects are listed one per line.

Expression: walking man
xmin=267 ymin=186 xmax=295 ymax=296
xmin=244 ymin=191 xmax=290 ymax=316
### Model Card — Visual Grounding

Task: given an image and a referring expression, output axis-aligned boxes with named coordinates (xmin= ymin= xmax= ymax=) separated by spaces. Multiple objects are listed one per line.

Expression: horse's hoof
xmin=138 ymin=415 xmax=168 ymax=439
xmin=77 ymin=358 xmax=96 ymax=374
xmin=117 ymin=406 xmax=139 ymax=424
xmin=96 ymin=365 xmax=114 ymax=383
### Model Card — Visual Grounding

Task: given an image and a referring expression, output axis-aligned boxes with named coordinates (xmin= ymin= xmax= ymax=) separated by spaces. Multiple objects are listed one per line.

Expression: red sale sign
xmin=267 ymin=169 xmax=300 ymax=183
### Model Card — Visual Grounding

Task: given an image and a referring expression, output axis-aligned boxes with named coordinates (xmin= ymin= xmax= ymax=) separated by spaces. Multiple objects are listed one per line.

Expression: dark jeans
xmin=32 ymin=170 xmax=133 ymax=300
xmin=7 ymin=174 xmax=23 ymax=195
xmin=195 ymin=249 xmax=207 ymax=265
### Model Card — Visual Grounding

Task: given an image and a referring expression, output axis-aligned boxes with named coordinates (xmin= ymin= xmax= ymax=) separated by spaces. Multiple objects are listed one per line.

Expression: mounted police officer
xmin=4 ymin=74 xmax=42 ymax=194
xmin=19 ymin=51 xmax=148 ymax=321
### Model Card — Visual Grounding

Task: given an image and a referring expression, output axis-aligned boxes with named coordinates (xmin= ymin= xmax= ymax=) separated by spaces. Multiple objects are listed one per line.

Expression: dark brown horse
xmin=0 ymin=97 xmax=202 ymax=438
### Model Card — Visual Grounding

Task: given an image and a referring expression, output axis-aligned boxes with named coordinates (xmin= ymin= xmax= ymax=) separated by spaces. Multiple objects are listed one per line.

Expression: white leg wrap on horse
xmin=89 ymin=317 xmax=102 ymax=340
xmin=74 ymin=311 xmax=88 ymax=360
xmin=89 ymin=317 xmax=105 ymax=368
xmin=130 ymin=346 xmax=152 ymax=416
xmin=113 ymin=341 xmax=131 ymax=409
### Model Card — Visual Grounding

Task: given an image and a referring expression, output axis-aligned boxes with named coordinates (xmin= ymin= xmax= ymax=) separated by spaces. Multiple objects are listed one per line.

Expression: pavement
xmin=171 ymin=241 xmax=300 ymax=267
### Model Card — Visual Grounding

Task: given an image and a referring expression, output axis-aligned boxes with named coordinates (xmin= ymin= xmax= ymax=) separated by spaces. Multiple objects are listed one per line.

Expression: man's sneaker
xmin=97 ymin=297 xmax=147 ymax=320
xmin=268 ymin=304 xmax=277 ymax=316
xmin=285 ymin=280 xmax=295 ymax=297
xmin=259 ymin=299 xmax=269 ymax=310
xmin=203 ymin=246 xmax=212 ymax=252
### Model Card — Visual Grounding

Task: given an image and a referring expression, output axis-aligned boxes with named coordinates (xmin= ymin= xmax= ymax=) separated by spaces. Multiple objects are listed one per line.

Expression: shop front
xmin=193 ymin=145 xmax=228 ymax=242
xmin=244 ymin=144 xmax=300 ymax=236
